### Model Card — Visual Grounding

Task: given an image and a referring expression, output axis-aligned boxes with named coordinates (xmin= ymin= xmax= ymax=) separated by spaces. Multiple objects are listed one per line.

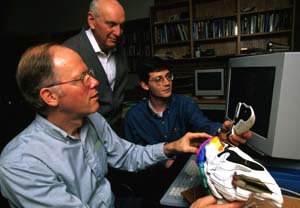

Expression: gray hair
xmin=89 ymin=0 xmax=100 ymax=16
xmin=16 ymin=43 xmax=58 ymax=115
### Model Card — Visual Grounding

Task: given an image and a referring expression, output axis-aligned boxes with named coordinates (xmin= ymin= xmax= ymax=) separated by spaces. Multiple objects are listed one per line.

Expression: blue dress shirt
xmin=0 ymin=113 xmax=168 ymax=208
xmin=124 ymin=94 xmax=221 ymax=145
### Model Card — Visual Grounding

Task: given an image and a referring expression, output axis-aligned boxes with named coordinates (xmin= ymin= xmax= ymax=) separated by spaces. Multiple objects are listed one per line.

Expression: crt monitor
xmin=226 ymin=52 xmax=300 ymax=161
xmin=194 ymin=68 xmax=224 ymax=98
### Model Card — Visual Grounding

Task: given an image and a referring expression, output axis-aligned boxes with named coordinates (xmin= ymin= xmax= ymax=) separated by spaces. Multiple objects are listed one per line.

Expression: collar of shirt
xmin=148 ymin=99 xmax=171 ymax=118
xmin=85 ymin=28 xmax=116 ymax=56
xmin=35 ymin=114 xmax=87 ymax=144
xmin=85 ymin=28 xmax=117 ymax=90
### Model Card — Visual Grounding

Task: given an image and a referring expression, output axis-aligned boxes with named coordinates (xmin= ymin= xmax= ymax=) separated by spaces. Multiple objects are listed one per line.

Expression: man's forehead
xmin=149 ymin=69 xmax=170 ymax=75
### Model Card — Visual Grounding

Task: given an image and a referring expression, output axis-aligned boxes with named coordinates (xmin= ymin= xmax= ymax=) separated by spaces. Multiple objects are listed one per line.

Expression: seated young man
xmin=122 ymin=56 xmax=250 ymax=203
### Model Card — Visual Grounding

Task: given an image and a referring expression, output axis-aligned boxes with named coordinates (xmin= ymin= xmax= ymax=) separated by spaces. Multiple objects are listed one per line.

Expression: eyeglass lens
xmin=82 ymin=69 xmax=95 ymax=86
xmin=150 ymin=73 xmax=174 ymax=83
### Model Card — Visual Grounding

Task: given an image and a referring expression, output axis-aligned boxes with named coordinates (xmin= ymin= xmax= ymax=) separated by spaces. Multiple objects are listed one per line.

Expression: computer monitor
xmin=226 ymin=52 xmax=300 ymax=161
xmin=194 ymin=68 xmax=224 ymax=99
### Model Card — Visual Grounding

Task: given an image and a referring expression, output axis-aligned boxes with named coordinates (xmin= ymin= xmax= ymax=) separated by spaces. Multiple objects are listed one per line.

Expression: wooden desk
xmin=193 ymin=97 xmax=226 ymax=104
xmin=192 ymin=96 xmax=226 ymax=111
xmin=260 ymin=195 xmax=300 ymax=208
xmin=182 ymin=187 xmax=300 ymax=208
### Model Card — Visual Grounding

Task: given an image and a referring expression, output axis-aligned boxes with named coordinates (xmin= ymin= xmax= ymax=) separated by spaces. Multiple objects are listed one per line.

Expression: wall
xmin=1 ymin=0 xmax=154 ymax=144
xmin=119 ymin=0 xmax=154 ymax=21
xmin=1 ymin=0 xmax=91 ymax=145
xmin=2 ymin=0 xmax=89 ymax=34
xmin=2 ymin=0 xmax=153 ymax=34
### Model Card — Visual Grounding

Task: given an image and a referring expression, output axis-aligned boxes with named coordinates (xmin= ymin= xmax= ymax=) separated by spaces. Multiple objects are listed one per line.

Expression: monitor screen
xmin=227 ymin=67 xmax=275 ymax=138
xmin=194 ymin=68 xmax=224 ymax=98
xmin=226 ymin=52 xmax=300 ymax=160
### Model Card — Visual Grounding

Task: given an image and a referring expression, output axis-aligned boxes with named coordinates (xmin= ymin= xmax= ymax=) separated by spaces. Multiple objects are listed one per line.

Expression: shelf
xmin=195 ymin=14 xmax=237 ymax=21
xmin=153 ymin=19 xmax=190 ymax=26
xmin=123 ymin=18 xmax=151 ymax=72
xmin=241 ymin=29 xmax=293 ymax=38
xmin=154 ymin=41 xmax=190 ymax=47
xmin=240 ymin=6 xmax=293 ymax=15
xmin=195 ymin=98 xmax=225 ymax=104
xmin=150 ymin=0 xmax=295 ymax=59
xmin=198 ymin=103 xmax=226 ymax=111
xmin=192 ymin=96 xmax=226 ymax=111
xmin=196 ymin=36 xmax=237 ymax=42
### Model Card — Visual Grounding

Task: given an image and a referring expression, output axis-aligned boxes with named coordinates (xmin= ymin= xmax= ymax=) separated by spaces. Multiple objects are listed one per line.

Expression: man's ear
xmin=87 ymin=12 xmax=96 ymax=29
xmin=40 ymin=88 xmax=58 ymax=107
xmin=140 ymin=81 xmax=149 ymax=91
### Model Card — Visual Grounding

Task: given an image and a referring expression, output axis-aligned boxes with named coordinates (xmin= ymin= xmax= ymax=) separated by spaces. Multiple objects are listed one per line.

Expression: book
xmin=180 ymin=23 xmax=188 ymax=40
xmin=267 ymin=41 xmax=290 ymax=49
xmin=176 ymin=23 xmax=185 ymax=40
xmin=269 ymin=48 xmax=289 ymax=52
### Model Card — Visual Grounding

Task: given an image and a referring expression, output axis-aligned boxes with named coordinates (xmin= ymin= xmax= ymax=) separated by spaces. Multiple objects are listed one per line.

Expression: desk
xmin=181 ymin=188 xmax=300 ymax=207
xmin=162 ymin=176 xmax=300 ymax=207
xmin=198 ymin=103 xmax=225 ymax=111
xmin=191 ymin=97 xmax=226 ymax=122
xmin=193 ymin=97 xmax=226 ymax=111
xmin=260 ymin=196 xmax=300 ymax=208
xmin=161 ymin=151 xmax=300 ymax=208
xmin=192 ymin=97 xmax=226 ymax=106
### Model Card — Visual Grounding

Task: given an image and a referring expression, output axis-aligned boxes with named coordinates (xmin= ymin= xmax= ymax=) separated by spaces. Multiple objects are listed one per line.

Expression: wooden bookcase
xmin=150 ymin=1 xmax=191 ymax=59
xmin=150 ymin=0 xmax=295 ymax=59
xmin=123 ymin=18 xmax=151 ymax=72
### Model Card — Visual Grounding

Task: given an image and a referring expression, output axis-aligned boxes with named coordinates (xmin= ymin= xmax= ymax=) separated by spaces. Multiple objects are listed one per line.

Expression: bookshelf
xmin=123 ymin=18 xmax=151 ymax=72
xmin=150 ymin=0 xmax=295 ymax=59
xmin=238 ymin=0 xmax=294 ymax=54
xmin=150 ymin=1 xmax=191 ymax=59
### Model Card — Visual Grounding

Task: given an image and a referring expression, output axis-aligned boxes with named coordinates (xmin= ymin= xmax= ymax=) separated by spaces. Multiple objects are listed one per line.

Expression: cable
xmin=280 ymin=187 xmax=300 ymax=197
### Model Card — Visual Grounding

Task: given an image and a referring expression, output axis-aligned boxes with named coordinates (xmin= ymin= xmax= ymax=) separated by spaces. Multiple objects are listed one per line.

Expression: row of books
xmin=125 ymin=31 xmax=151 ymax=57
xmin=193 ymin=18 xmax=237 ymax=40
xmin=241 ymin=9 xmax=292 ymax=35
xmin=154 ymin=23 xmax=189 ymax=44
xmin=191 ymin=8 xmax=292 ymax=40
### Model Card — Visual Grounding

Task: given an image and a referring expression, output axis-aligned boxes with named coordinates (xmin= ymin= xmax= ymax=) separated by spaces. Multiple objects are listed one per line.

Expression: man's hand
xmin=163 ymin=132 xmax=211 ymax=156
xmin=219 ymin=120 xmax=252 ymax=146
xmin=164 ymin=159 xmax=175 ymax=168
xmin=190 ymin=195 xmax=246 ymax=208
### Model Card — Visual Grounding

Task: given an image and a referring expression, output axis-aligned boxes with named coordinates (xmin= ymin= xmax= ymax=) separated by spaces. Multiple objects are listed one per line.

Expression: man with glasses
xmin=122 ymin=56 xmax=251 ymax=205
xmin=0 ymin=43 xmax=219 ymax=208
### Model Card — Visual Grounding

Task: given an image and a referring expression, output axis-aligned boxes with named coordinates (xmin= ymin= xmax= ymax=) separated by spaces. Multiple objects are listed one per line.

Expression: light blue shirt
xmin=0 ymin=113 xmax=167 ymax=208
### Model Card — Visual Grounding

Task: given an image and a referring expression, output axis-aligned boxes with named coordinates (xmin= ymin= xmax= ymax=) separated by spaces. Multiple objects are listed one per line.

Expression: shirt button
xmin=164 ymin=135 xmax=167 ymax=138
xmin=66 ymin=140 xmax=70 ymax=144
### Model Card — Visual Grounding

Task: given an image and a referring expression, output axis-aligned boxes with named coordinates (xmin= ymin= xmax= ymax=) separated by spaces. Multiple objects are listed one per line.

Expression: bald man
xmin=64 ymin=0 xmax=128 ymax=135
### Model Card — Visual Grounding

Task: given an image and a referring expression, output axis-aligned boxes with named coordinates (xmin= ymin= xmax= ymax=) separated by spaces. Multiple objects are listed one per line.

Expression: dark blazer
xmin=64 ymin=29 xmax=128 ymax=129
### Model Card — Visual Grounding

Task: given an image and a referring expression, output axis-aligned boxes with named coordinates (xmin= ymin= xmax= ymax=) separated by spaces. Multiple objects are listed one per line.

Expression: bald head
xmin=90 ymin=0 xmax=125 ymax=18
xmin=87 ymin=0 xmax=125 ymax=52
xmin=16 ymin=43 xmax=88 ymax=114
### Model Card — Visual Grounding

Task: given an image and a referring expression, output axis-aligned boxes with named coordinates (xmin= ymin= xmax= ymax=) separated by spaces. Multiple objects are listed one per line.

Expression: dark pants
xmin=113 ymin=176 xmax=161 ymax=208
xmin=108 ymin=154 xmax=190 ymax=208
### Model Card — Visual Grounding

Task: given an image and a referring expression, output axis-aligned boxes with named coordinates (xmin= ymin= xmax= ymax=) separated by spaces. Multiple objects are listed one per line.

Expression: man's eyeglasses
xmin=45 ymin=69 xmax=95 ymax=88
xmin=148 ymin=73 xmax=174 ymax=85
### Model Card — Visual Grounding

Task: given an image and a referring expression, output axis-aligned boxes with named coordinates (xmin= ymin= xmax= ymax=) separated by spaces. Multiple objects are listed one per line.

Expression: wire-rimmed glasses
xmin=148 ymin=72 xmax=174 ymax=85
xmin=45 ymin=69 xmax=95 ymax=88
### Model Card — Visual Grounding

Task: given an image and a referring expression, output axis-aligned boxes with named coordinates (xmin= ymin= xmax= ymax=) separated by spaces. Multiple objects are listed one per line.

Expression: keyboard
xmin=160 ymin=154 xmax=201 ymax=207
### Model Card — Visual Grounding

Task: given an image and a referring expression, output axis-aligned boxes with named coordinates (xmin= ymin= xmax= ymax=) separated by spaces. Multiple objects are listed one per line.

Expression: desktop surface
xmin=161 ymin=147 xmax=300 ymax=208
xmin=160 ymin=155 xmax=201 ymax=207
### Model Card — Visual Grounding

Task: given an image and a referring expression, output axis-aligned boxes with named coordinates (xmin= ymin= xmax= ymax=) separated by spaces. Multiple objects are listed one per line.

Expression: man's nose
xmin=113 ymin=25 xmax=122 ymax=36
